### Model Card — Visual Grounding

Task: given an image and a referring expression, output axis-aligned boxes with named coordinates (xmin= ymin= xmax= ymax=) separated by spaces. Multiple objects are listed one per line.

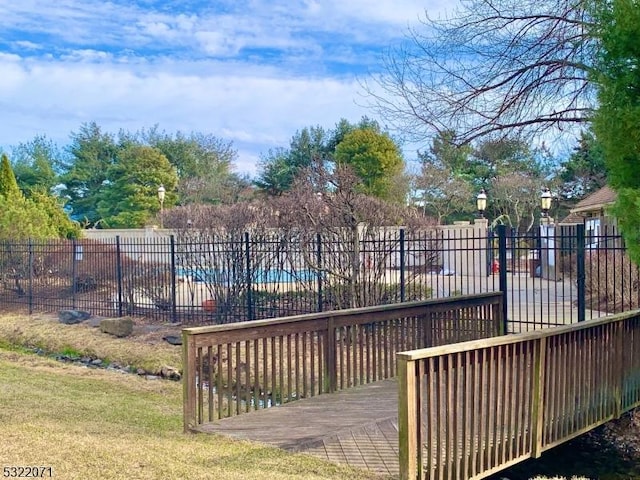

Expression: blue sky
xmin=0 ymin=0 xmax=449 ymax=177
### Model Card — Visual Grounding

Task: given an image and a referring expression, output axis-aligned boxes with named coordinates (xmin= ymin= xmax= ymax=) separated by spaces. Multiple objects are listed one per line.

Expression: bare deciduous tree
xmin=164 ymin=203 xmax=279 ymax=321
xmin=365 ymin=0 xmax=595 ymax=145
xmin=489 ymin=172 xmax=545 ymax=232
xmin=272 ymin=165 xmax=439 ymax=309
xmin=164 ymin=165 xmax=440 ymax=314
xmin=413 ymin=163 xmax=474 ymax=223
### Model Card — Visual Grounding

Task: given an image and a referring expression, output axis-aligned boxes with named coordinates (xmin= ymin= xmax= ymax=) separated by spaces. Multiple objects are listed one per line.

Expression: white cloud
xmin=0 ymin=55 xmax=370 ymax=175
xmin=13 ymin=40 xmax=41 ymax=51
xmin=195 ymin=31 xmax=244 ymax=57
xmin=0 ymin=0 xmax=453 ymax=176
xmin=60 ymin=49 xmax=114 ymax=62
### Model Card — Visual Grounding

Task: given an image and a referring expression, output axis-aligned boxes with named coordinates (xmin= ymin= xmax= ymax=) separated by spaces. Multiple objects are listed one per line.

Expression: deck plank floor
xmin=195 ymin=378 xmax=399 ymax=477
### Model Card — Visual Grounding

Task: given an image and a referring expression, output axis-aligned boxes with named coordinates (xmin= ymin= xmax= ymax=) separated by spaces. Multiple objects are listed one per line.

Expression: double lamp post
xmin=475 ymin=187 xmax=554 ymax=223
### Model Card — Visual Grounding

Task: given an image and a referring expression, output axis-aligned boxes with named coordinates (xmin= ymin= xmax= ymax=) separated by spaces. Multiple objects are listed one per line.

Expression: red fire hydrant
xmin=491 ymin=259 xmax=500 ymax=274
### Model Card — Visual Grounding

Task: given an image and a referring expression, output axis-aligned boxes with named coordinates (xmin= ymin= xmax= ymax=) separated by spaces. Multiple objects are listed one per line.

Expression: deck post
xmin=398 ymin=355 xmax=420 ymax=480
xmin=614 ymin=321 xmax=624 ymax=418
xmin=327 ymin=317 xmax=337 ymax=393
xmin=183 ymin=331 xmax=198 ymax=432
xmin=531 ymin=337 xmax=547 ymax=457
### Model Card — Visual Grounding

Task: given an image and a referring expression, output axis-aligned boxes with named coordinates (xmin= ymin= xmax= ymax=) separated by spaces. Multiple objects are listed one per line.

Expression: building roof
xmin=569 ymin=186 xmax=617 ymax=214
xmin=558 ymin=211 xmax=584 ymax=224
xmin=558 ymin=186 xmax=617 ymax=224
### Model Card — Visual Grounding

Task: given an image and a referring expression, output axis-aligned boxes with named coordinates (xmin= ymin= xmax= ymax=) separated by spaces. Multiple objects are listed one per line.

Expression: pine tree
xmin=0 ymin=153 xmax=22 ymax=198
xmin=592 ymin=0 xmax=640 ymax=263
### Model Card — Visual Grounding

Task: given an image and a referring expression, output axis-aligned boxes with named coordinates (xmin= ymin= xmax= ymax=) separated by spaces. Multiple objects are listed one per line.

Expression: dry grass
xmin=0 ymin=314 xmax=596 ymax=480
xmin=0 ymin=313 xmax=181 ymax=374
xmin=0 ymin=349 xmax=387 ymax=480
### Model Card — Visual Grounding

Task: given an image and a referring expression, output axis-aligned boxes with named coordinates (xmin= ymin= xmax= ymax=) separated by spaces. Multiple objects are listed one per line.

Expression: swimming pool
xmin=176 ymin=267 xmax=318 ymax=284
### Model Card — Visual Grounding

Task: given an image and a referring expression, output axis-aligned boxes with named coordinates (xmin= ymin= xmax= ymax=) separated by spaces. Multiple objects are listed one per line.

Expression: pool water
xmin=176 ymin=268 xmax=317 ymax=284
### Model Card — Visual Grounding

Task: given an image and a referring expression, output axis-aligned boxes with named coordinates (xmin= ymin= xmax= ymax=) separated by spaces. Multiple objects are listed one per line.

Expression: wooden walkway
xmin=195 ymin=379 xmax=400 ymax=477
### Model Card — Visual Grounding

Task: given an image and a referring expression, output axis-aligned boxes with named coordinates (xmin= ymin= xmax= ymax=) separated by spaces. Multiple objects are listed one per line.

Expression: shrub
xmin=585 ymin=250 xmax=640 ymax=313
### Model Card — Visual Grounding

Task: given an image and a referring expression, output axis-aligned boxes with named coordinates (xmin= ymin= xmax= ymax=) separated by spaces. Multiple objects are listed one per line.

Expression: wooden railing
xmin=183 ymin=292 xmax=503 ymax=431
xmin=397 ymin=309 xmax=640 ymax=480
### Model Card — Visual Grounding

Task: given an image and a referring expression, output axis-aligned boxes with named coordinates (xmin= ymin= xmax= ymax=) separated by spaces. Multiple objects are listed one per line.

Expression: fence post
xmin=317 ymin=233 xmax=323 ymax=313
xmin=116 ymin=236 xmax=123 ymax=317
xmin=576 ymin=223 xmax=586 ymax=322
xmin=170 ymin=235 xmax=178 ymax=323
xmin=497 ymin=225 xmax=509 ymax=328
xmin=497 ymin=296 xmax=507 ymax=336
xmin=71 ymin=238 xmax=78 ymax=309
xmin=245 ymin=232 xmax=254 ymax=321
xmin=400 ymin=228 xmax=406 ymax=302
xmin=398 ymin=355 xmax=420 ymax=480
xmin=487 ymin=228 xmax=494 ymax=278
xmin=28 ymin=239 xmax=33 ymax=315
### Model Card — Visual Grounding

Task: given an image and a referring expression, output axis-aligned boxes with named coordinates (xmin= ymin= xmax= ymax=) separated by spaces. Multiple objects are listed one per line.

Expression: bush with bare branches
xmin=585 ymin=250 xmax=640 ymax=313
xmin=163 ymin=166 xmax=439 ymax=315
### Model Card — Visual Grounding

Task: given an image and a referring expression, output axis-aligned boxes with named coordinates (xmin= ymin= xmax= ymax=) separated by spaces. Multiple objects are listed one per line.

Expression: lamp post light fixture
xmin=157 ymin=184 xmax=166 ymax=228
xmin=476 ymin=189 xmax=488 ymax=218
xmin=541 ymin=187 xmax=552 ymax=218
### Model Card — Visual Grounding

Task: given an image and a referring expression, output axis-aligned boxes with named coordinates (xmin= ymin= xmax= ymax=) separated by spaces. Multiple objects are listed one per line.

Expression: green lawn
xmin=0 ymin=314 xmax=588 ymax=480
xmin=0 ymin=346 xmax=385 ymax=479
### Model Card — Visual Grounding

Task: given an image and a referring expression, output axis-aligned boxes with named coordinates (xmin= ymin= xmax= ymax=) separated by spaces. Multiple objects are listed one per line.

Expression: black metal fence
xmin=0 ymin=223 xmax=636 ymax=332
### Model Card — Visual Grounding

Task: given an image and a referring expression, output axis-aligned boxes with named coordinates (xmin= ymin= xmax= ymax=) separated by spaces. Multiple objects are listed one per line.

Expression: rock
xmin=91 ymin=358 xmax=103 ymax=366
xmin=99 ymin=317 xmax=134 ymax=338
xmin=136 ymin=368 xmax=146 ymax=375
xmin=162 ymin=335 xmax=182 ymax=346
xmin=59 ymin=310 xmax=91 ymax=324
xmin=87 ymin=317 xmax=102 ymax=328
xmin=160 ymin=365 xmax=181 ymax=381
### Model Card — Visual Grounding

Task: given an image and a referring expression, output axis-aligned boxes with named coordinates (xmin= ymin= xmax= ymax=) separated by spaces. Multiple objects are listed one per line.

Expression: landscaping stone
xmin=161 ymin=365 xmax=181 ymax=380
xmin=87 ymin=317 xmax=102 ymax=328
xmin=58 ymin=310 xmax=91 ymax=324
xmin=99 ymin=317 xmax=134 ymax=337
xmin=162 ymin=335 xmax=182 ymax=346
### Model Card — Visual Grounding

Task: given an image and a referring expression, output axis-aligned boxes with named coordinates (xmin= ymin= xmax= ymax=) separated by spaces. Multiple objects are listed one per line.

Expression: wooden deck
xmin=195 ymin=379 xmax=400 ymax=477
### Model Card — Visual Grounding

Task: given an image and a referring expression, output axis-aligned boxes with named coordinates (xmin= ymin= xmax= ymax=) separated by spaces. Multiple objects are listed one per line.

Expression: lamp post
xmin=476 ymin=189 xmax=488 ymax=218
xmin=157 ymin=184 xmax=166 ymax=228
xmin=541 ymin=187 xmax=552 ymax=218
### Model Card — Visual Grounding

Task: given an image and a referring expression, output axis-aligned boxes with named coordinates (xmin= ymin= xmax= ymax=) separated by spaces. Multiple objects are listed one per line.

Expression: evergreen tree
xmin=592 ymin=0 xmax=640 ymax=263
xmin=559 ymin=129 xmax=607 ymax=200
xmin=29 ymin=188 xmax=81 ymax=239
xmin=60 ymin=122 xmax=118 ymax=226
xmin=0 ymin=153 xmax=21 ymax=198
xmin=97 ymin=145 xmax=178 ymax=228
xmin=255 ymin=126 xmax=328 ymax=196
xmin=0 ymin=154 xmax=77 ymax=239
xmin=334 ymin=128 xmax=406 ymax=202
xmin=11 ymin=135 xmax=61 ymax=195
